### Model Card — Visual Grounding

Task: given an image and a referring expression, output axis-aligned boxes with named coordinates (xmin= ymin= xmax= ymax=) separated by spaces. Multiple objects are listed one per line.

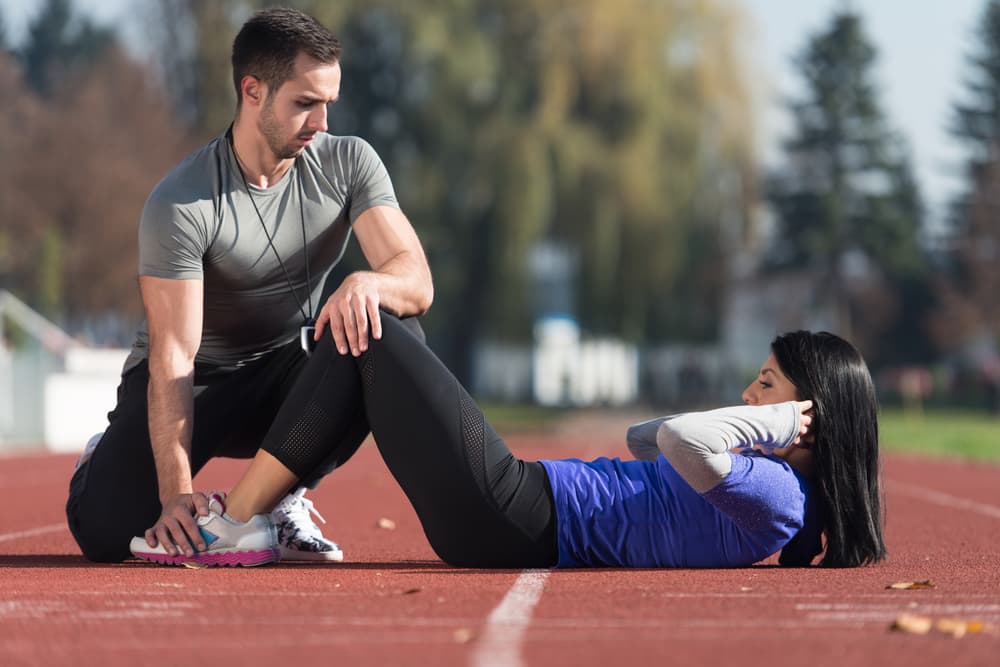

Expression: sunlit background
xmin=1 ymin=0 xmax=998 ymax=458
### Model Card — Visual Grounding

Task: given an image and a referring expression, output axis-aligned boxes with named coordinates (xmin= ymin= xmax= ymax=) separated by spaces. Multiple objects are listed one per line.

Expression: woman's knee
xmin=375 ymin=312 xmax=425 ymax=346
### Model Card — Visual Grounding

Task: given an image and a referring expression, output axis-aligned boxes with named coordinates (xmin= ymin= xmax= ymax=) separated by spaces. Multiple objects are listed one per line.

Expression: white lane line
xmin=471 ymin=570 xmax=549 ymax=667
xmin=0 ymin=524 xmax=66 ymax=543
xmin=889 ymin=479 xmax=1000 ymax=520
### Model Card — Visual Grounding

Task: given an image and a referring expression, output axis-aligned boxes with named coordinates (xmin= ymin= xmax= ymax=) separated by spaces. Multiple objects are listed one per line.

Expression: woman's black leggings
xmin=264 ymin=314 xmax=559 ymax=568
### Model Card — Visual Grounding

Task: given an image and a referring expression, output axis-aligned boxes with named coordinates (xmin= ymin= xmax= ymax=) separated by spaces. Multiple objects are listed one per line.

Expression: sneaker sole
xmin=279 ymin=545 xmax=344 ymax=562
xmin=133 ymin=547 xmax=280 ymax=567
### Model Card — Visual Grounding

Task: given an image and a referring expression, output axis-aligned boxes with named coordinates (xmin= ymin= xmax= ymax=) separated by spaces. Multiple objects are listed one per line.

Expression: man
xmin=66 ymin=7 xmax=433 ymax=563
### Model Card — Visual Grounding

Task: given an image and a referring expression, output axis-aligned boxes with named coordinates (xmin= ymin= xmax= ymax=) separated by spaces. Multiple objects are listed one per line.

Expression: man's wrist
xmin=158 ymin=484 xmax=193 ymax=505
xmin=155 ymin=460 xmax=194 ymax=505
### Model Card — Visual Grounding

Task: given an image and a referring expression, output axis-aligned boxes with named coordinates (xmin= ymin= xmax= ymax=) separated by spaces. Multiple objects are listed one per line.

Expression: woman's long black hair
xmin=771 ymin=331 xmax=887 ymax=567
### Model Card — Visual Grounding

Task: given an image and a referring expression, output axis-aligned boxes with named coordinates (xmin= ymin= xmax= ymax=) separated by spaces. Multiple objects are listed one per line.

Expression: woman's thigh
xmin=358 ymin=315 xmax=558 ymax=568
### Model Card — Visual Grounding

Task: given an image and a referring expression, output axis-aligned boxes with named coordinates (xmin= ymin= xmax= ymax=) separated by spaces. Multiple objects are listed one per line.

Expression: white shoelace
xmin=275 ymin=490 xmax=327 ymax=539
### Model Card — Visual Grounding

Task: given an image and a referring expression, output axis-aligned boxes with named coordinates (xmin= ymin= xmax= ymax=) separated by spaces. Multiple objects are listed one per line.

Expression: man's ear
xmin=240 ymin=75 xmax=265 ymax=107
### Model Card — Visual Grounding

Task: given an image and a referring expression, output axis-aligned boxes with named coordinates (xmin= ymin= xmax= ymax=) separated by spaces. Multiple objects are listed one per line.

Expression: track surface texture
xmin=1 ymin=428 xmax=998 ymax=667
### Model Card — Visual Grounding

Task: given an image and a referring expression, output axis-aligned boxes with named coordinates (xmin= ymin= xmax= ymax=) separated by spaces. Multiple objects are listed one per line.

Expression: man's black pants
xmin=66 ymin=319 xmax=423 ymax=563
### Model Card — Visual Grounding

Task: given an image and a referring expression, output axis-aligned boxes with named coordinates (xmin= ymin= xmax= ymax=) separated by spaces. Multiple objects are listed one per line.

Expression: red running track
xmin=0 ymin=436 xmax=998 ymax=667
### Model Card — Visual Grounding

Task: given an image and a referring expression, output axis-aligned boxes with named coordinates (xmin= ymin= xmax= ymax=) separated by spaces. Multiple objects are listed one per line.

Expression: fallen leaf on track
xmin=890 ymin=614 xmax=995 ymax=638
xmin=886 ymin=580 xmax=934 ymax=590
xmin=453 ymin=628 xmax=475 ymax=643
xmin=377 ymin=517 xmax=397 ymax=530
xmin=935 ymin=618 xmax=994 ymax=638
xmin=890 ymin=614 xmax=933 ymax=634
xmin=936 ymin=618 xmax=970 ymax=638
xmin=401 ymin=587 xmax=422 ymax=595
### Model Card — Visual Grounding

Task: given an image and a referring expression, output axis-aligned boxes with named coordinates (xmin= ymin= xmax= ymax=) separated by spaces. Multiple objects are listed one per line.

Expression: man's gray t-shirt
xmin=126 ymin=131 xmax=398 ymax=372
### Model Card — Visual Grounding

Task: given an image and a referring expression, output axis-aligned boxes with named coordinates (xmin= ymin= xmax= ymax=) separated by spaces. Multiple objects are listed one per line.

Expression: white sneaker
xmin=272 ymin=488 xmax=344 ymax=562
xmin=129 ymin=492 xmax=279 ymax=567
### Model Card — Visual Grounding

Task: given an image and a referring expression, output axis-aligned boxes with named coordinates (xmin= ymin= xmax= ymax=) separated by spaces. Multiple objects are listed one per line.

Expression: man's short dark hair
xmin=231 ymin=7 xmax=341 ymax=106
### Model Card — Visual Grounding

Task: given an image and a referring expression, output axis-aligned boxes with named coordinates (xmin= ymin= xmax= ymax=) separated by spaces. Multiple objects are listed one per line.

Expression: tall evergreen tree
xmin=20 ymin=0 xmax=115 ymax=96
xmin=766 ymin=11 xmax=927 ymax=360
xmin=0 ymin=8 xmax=8 ymax=52
xmin=932 ymin=0 xmax=1000 ymax=353
xmin=951 ymin=0 xmax=1000 ymax=184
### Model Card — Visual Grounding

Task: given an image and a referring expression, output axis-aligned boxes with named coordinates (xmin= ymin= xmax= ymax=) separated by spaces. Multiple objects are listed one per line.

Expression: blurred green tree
xmin=765 ymin=10 xmax=930 ymax=363
xmin=308 ymin=0 xmax=756 ymax=375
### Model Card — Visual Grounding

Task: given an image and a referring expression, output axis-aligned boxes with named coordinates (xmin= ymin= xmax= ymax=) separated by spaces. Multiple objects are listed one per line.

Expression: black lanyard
xmin=227 ymin=127 xmax=314 ymax=326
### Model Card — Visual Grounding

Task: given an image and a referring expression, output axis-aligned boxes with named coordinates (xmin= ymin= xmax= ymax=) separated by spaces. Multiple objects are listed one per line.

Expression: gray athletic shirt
xmin=125 ymin=131 xmax=398 ymax=372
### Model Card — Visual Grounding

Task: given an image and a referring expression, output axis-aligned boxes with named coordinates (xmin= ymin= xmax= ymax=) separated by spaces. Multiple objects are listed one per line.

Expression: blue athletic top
xmin=539 ymin=403 xmax=823 ymax=568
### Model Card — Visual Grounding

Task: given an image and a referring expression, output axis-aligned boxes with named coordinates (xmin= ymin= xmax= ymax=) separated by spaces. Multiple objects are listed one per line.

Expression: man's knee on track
xmin=71 ymin=525 xmax=132 ymax=563
xmin=80 ymin=541 xmax=131 ymax=563
xmin=66 ymin=504 xmax=133 ymax=563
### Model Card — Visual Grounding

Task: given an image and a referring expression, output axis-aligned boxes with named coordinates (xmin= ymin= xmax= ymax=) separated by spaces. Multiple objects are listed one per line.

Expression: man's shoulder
xmin=312 ymin=132 xmax=369 ymax=151
xmin=147 ymin=134 xmax=228 ymax=210
xmin=307 ymin=133 xmax=379 ymax=167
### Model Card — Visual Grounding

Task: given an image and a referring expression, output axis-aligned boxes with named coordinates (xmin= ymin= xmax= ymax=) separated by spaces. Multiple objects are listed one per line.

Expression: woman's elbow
xmin=655 ymin=421 xmax=683 ymax=456
xmin=625 ymin=423 xmax=642 ymax=449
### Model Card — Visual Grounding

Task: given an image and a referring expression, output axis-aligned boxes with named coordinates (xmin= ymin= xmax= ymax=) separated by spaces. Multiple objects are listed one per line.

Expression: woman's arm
xmin=657 ymin=402 xmax=805 ymax=493
xmin=626 ymin=416 xmax=672 ymax=460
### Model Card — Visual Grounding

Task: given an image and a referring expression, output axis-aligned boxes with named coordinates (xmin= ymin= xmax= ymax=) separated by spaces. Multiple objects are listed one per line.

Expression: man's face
xmin=259 ymin=52 xmax=341 ymax=160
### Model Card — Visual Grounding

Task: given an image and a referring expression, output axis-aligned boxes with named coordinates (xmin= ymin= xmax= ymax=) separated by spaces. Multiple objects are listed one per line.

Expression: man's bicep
xmin=140 ymin=276 xmax=204 ymax=362
xmin=343 ymin=136 xmax=398 ymax=220
xmin=139 ymin=194 xmax=209 ymax=280
xmin=352 ymin=205 xmax=427 ymax=270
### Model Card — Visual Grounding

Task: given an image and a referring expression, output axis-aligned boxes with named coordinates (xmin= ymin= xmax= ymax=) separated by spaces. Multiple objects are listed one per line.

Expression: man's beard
xmin=261 ymin=101 xmax=302 ymax=160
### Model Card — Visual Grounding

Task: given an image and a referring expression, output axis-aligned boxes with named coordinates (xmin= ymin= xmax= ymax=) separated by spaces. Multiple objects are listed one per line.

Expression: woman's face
xmin=742 ymin=353 xmax=800 ymax=406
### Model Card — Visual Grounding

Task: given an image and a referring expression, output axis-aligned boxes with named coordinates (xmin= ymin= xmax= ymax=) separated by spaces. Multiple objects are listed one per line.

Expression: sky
xmin=0 ymin=0 xmax=988 ymax=227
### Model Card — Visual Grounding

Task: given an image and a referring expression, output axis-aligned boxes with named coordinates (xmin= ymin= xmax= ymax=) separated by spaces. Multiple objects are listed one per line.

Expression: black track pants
xmin=353 ymin=315 xmax=558 ymax=568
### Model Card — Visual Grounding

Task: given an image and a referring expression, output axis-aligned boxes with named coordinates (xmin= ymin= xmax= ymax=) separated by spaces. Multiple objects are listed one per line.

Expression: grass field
xmin=880 ymin=407 xmax=1000 ymax=462
xmin=481 ymin=402 xmax=569 ymax=432
xmin=484 ymin=403 xmax=1000 ymax=463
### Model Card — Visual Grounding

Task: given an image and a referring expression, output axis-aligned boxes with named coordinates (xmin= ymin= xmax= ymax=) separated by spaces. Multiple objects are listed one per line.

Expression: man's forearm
xmin=364 ymin=252 xmax=433 ymax=317
xmin=147 ymin=368 xmax=195 ymax=504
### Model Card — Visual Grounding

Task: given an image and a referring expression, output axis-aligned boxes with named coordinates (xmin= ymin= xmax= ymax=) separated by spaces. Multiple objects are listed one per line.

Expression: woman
xmin=130 ymin=315 xmax=887 ymax=569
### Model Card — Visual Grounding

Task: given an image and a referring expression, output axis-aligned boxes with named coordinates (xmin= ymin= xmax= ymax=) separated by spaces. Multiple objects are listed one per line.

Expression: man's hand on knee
xmin=143 ymin=492 xmax=211 ymax=557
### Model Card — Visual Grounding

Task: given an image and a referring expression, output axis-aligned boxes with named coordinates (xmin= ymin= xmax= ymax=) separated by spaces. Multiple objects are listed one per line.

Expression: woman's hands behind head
xmin=793 ymin=400 xmax=814 ymax=448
